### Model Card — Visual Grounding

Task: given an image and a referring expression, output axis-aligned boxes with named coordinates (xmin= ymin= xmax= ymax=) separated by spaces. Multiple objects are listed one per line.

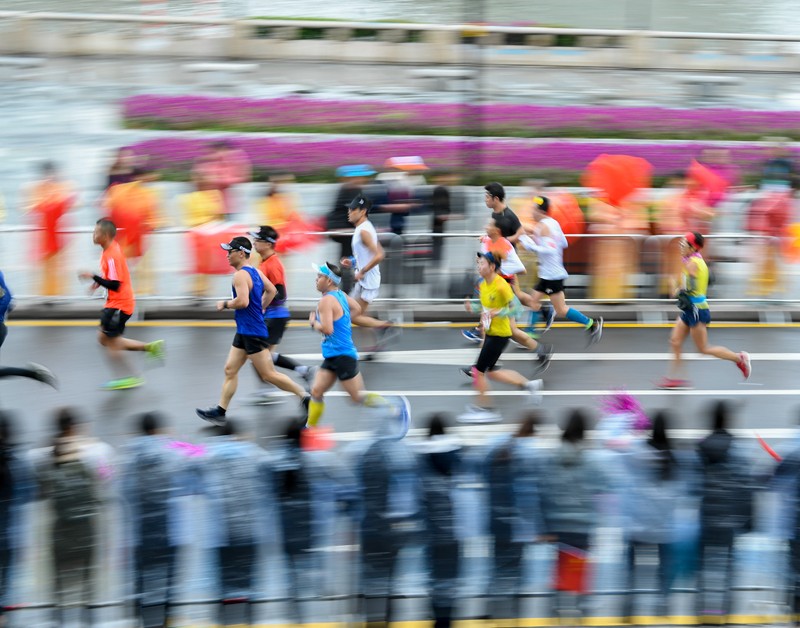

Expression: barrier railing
xmin=0 ymin=226 xmax=795 ymax=309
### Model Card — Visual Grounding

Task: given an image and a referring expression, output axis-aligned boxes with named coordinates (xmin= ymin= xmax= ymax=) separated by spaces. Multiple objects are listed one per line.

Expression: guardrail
xmin=0 ymin=226 xmax=796 ymax=310
xmin=0 ymin=11 xmax=799 ymax=72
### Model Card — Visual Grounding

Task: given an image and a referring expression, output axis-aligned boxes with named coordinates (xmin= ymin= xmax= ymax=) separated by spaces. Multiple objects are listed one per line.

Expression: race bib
xmin=481 ymin=309 xmax=493 ymax=330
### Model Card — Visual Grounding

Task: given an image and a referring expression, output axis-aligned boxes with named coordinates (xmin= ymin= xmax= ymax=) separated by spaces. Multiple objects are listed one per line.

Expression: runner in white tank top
xmin=340 ymin=194 xmax=400 ymax=354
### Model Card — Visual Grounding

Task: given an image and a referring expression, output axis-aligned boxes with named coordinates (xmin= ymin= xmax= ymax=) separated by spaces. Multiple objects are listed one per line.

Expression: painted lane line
xmin=266 ymin=388 xmax=800 ymax=398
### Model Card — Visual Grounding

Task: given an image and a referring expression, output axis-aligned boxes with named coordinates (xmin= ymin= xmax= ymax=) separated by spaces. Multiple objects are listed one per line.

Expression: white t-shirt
xmin=518 ymin=216 xmax=568 ymax=281
xmin=351 ymin=220 xmax=381 ymax=290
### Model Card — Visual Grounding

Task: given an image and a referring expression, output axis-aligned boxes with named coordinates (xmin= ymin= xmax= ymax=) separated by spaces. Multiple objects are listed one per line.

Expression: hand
xmin=78 ymin=271 xmax=94 ymax=282
xmin=308 ymin=311 xmax=316 ymax=329
xmin=463 ymin=298 xmax=471 ymax=312
xmin=216 ymin=300 xmax=227 ymax=312
xmin=87 ymin=283 xmax=99 ymax=295
xmin=354 ymin=270 xmax=364 ymax=282
xmin=340 ymin=257 xmax=352 ymax=268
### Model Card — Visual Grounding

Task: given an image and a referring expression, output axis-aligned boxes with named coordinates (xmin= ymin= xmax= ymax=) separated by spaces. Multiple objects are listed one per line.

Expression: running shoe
xmin=196 ymin=406 xmax=227 ymax=426
xmin=460 ymin=366 xmax=475 ymax=380
xmin=461 ymin=328 xmax=483 ymax=344
xmin=532 ymin=344 xmax=553 ymax=375
xmin=736 ymin=351 xmax=752 ymax=380
xmin=457 ymin=404 xmax=502 ymax=424
xmin=525 ymin=378 xmax=544 ymax=405
xmin=102 ymin=376 xmax=144 ymax=391
xmin=27 ymin=362 xmax=58 ymax=389
xmin=587 ymin=317 xmax=604 ymax=346
xmin=301 ymin=395 xmax=311 ymax=418
xmin=392 ymin=395 xmax=412 ymax=439
xmin=300 ymin=365 xmax=318 ymax=390
xmin=541 ymin=305 xmax=557 ymax=333
xmin=376 ymin=324 xmax=402 ymax=347
xmin=656 ymin=377 xmax=693 ymax=390
xmin=145 ymin=339 xmax=166 ymax=363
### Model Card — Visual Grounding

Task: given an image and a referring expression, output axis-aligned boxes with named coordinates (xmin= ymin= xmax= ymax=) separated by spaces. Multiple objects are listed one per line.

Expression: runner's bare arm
xmin=217 ymin=269 xmax=250 ymax=311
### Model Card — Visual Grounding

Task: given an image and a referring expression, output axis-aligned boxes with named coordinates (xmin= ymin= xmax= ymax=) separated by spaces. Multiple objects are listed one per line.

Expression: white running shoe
xmin=457 ymin=404 xmax=502 ymax=424
xmin=524 ymin=379 xmax=544 ymax=405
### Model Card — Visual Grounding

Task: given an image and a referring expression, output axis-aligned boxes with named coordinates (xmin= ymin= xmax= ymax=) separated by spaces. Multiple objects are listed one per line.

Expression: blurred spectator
xmin=540 ymin=409 xmax=607 ymax=620
xmin=105 ymin=147 xmax=139 ymax=189
xmin=178 ymin=187 xmax=225 ymax=300
xmin=760 ymin=141 xmax=797 ymax=192
xmin=375 ymin=156 xmax=427 ymax=236
xmin=586 ymin=192 xmax=649 ymax=299
xmin=0 ymin=411 xmax=34 ymax=628
xmin=746 ymin=189 xmax=794 ymax=297
xmin=350 ymin=411 xmax=422 ymax=625
xmin=610 ymin=408 xmax=679 ymax=621
xmin=104 ymin=167 xmax=163 ymax=295
xmin=200 ymin=419 xmax=269 ymax=626
xmin=695 ymin=401 xmax=754 ymax=625
xmin=483 ymin=411 xmax=545 ymax=621
xmin=121 ymin=412 xmax=198 ymax=628
xmin=697 ymin=148 xmax=740 ymax=208
xmin=257 ymin=174 xmax=301 ymax=230
xmin=191 ymin=141 xmax=252 ymax=218
xmin=414 ymin=414 xmax=463 ymax=628
xmin=429 ymin=172 xmax=465 ymax=267
xmin=23 ymin=161 xmax=76 ymax=298
xmin=34 ymin=408 xmax=114 ymax=628
xmin=273 ymin=419 xmax=355 ymax=624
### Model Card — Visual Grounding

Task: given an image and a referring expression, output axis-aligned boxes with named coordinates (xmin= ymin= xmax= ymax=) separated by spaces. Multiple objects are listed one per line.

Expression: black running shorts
xmin=100 ymin=308 xmax=132 ymax=338
xmin=232 ymin=333 xmax=270 ymax=355
xmin=320 ymin=355 xmax=360 ymax=381
xmin=474 ymin=335 xmax=509 ymax=373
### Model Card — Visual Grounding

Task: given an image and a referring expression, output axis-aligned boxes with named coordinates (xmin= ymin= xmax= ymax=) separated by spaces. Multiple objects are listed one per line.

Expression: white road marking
xmin=288 ymin=349 xmax=800 ymax=364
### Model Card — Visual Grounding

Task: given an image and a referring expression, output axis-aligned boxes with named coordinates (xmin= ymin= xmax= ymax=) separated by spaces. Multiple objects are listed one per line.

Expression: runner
xmin=307 ymin=261 xmax=410 ymax=437
xmin=341 ymin=194 xmax=399 ymax=354
xmin=78 ymin=218 xmax=164 ymax=390
xmin=657 ymin=232 xmax=751 ymax=389
xmin=463 ymin=182 xmax=524 ymax=344
xmin=459 ymin=219 xmax=553 ymax=377
xmin=459 ymin=252 xmax=544 ymax=424
xmin=0 ymin=269 xmax=57 ymax=387
xmin=516 ymin=196 xmax=604 ymax=345
xmin=196 ymin=236 xmax=310 ymax=425
xmin=247 ymin=225 xmax=315 ymax=404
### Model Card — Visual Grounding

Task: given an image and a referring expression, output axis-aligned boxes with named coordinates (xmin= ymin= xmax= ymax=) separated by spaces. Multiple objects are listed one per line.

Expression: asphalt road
xmin=0 ymin=320 xmax=797 ymax=451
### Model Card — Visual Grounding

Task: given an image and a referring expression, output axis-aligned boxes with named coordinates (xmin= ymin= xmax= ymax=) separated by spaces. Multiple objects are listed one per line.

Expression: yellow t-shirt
xmin=479 ymin=274 xmax=514 ymax=337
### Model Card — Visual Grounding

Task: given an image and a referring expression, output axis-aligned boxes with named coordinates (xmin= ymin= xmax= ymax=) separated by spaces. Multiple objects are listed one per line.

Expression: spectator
xmin=695 ymin=400 xmax=754 ymax=625
xmin=0 ymin=411 xmax=34 ymax=628
xmin=23 ymin=161 xmax=76 ymax=298
xmin=34 ymin=408 xmax=114 ymax=628
xmin=121 ymin=412 xmax=199 ymax=628
xmin=429 ymin=172 xmax=464 ymax=267
xmin=105 ymin=147 xmax=139 ymax=189
xmin=415 ymin=414 xmax=463 ymax=628
xmin=375 ymin=156 xmax=426 ymax=236
xmin=191 ymin=141 xmax=251 ymax=218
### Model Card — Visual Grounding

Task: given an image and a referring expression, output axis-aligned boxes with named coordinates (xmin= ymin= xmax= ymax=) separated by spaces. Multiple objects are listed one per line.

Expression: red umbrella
xmin=582 ymin=154 xmax=652 ymax=206
xmin=688 ymin=159 xmax=729 ymax=203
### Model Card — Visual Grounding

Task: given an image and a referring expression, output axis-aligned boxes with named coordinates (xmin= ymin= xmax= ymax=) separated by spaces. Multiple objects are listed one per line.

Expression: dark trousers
xmin=695 ymin=536 xmax=735 ymax=621
xmin=218 ymin=543 xmax=257 ymax=626
xmin=623 ymin=541 xmax=670 ymax=618
xmin=489 ymin=522 xmax=524 ymax=620
xmin=135 ymin=543 xmax=177 ymax=628
xmin=361 ymin=533 xmax=402 ymax=625
xmin=430 ymin=540 xmax=460 ymax=628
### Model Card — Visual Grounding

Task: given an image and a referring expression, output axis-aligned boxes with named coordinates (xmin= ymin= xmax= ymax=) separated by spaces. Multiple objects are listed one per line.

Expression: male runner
xmin=0 ymin=269 xmax=57 ymax=387
xmin=196 ymin=236 xmax=309 ymax=425
xmin=460 ymin=252 xmax=543 ymax=424
xmin=658 ymin=232 xmax=751 ymax=389
xmin=307 ymin=261 xmax=410 ymax=437
xmin=463 ymin=182 xmax=524 ymax=343
xmin=341 ymin=194 xmax=399 ymax=353
xmin=516 ymin=196 xmax=603 ymax=345
xmin=78 ymin=218 xmax=164 ymax=390
xmin=247 ymin=226 xmax=315 ymax=403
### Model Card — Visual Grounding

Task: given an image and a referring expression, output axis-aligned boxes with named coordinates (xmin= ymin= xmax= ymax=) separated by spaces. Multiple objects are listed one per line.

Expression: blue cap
xmin=335 ymin=164 xmax=376 ymax=178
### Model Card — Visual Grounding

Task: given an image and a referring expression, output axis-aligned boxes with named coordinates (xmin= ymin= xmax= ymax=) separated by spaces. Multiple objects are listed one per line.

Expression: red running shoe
xmin=737 ymin=351 xmax=752 ymax=380
xmin=656 ymin=377 xmax=693 ymax=390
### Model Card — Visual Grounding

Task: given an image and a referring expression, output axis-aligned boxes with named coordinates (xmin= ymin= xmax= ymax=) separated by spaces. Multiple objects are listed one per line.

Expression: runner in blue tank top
xmin=306 ymin=261 xmax=411 ymax=438
xmin=196 ymin=236 xmax=309 ymax=426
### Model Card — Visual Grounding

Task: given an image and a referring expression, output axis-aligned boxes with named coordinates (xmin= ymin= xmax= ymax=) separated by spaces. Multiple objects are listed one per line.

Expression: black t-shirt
xmin=492 ymin=207 xmax=522 ymax=239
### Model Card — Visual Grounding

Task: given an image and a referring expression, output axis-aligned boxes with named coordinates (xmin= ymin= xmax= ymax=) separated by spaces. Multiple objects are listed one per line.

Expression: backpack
xmin=48 ymin=459 xmax=98 ymax=548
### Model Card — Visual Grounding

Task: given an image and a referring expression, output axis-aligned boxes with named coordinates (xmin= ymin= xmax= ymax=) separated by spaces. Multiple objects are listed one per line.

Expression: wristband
xmin=223 ymin=301 xmax=229 ymax=310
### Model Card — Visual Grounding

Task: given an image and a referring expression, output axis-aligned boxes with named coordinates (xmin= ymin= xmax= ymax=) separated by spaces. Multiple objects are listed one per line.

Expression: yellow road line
xmin=6 ymin=320 xmax=800 ymax=329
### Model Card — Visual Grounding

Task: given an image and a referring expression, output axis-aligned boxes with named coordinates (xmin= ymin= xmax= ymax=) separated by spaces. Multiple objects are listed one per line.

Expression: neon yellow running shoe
xmin=102 ymin=376 xmax=145 ymax=391
xmin=145 ymin=339 xmax=166 ymax=363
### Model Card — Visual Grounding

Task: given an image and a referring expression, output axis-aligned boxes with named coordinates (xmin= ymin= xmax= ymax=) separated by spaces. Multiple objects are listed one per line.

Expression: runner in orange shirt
xmin=78 ymin=218 xmax=165 ymax=390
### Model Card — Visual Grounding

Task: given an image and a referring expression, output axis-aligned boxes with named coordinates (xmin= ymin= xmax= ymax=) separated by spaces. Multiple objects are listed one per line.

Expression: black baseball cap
xmin=347 ymin=193 xmax=372 ymax=213
xmin=220 ymin=236 xmax=252 ymax=254
xmin=477 ymin=251 xmax=502 ymax=270
xmin=248 ymin=226 xmax=279 ymax=243
xmin=534 ymin=196 xmax=550 ymax=213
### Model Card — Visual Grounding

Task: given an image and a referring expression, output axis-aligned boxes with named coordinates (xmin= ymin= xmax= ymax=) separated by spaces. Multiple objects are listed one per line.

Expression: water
xmin=1 ymin=0 xmax=798 ymax=36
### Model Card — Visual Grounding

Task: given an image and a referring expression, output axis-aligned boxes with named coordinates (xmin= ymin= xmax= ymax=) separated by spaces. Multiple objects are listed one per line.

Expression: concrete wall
xmin=1 ymin=12 xmax=800 ymax=72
